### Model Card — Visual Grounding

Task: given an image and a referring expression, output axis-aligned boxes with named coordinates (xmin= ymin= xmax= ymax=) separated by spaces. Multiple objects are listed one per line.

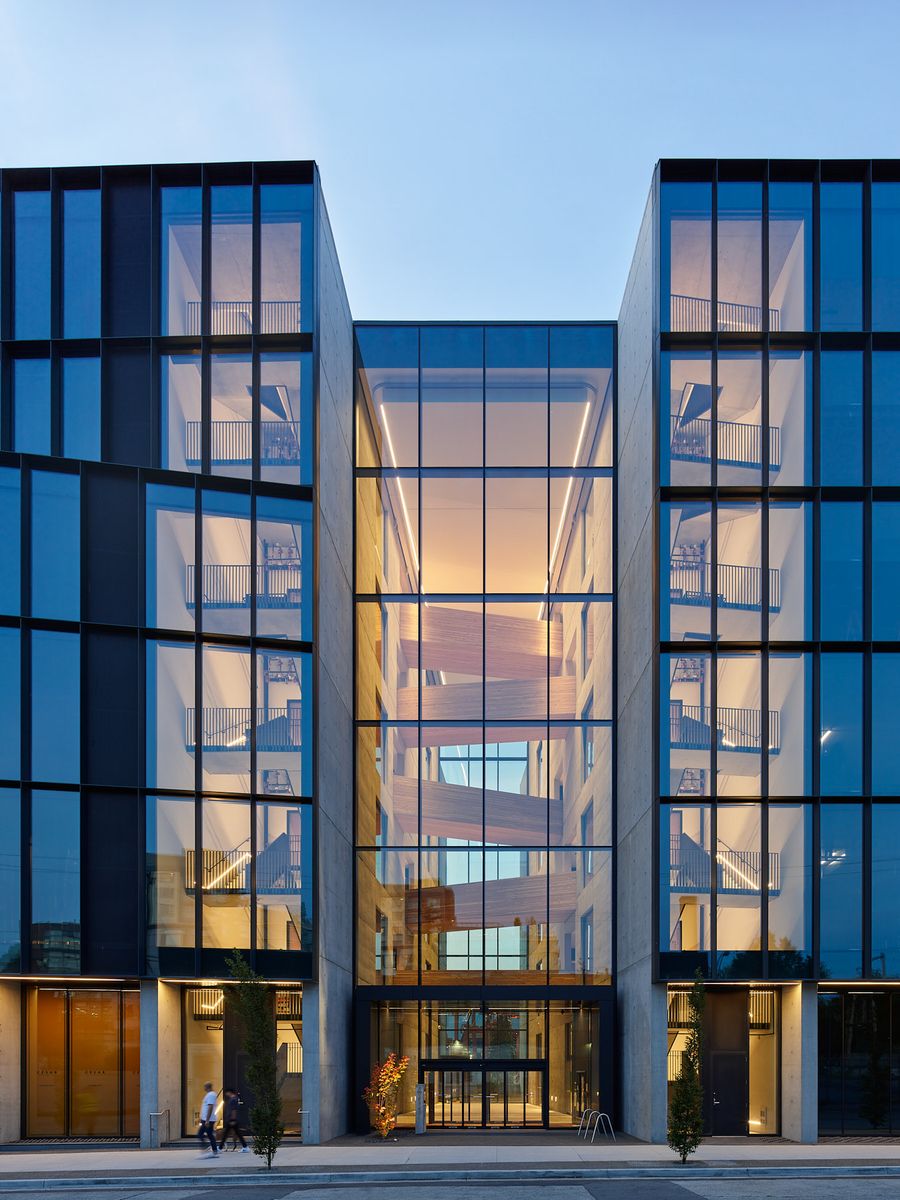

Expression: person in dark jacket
xmin=218 ymin=1087 xmax=249 ymax=1151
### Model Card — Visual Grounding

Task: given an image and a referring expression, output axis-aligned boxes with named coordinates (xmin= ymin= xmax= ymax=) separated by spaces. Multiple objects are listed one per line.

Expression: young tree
xmin=667 ymin=970 xmax=705 ymax=1164
xmin=363 ymin=1053 xmax=410 ymax=1138
xmin=225 ymin=951 xmax=284 ymax=1168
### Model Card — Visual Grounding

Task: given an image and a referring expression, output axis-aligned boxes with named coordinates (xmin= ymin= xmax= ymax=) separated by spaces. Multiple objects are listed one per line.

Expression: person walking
xmin=218 ymin=1087 xmax=249 ymax=1152
xmin=197 ymin=1082 xmax=219 ymax=1158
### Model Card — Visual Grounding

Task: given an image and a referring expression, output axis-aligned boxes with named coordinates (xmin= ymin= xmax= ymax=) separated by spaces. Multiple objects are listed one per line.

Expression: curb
xmin=4 ymin=1164 xmax=900 ymax=1189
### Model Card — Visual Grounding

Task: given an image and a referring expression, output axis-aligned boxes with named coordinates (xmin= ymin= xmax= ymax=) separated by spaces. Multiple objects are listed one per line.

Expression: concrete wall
xmin=0 ymin=981 xmax=21 ymax=1142
xmin=139 ymin=979 xmax=182 ymax=1147
xmin=781 ymin=981 xmax=818 ymax=1143
xmin=616 ymin=182 xmax=668 ymax=1142
xmin=302 ymin=176 xmax=354 ymax=1144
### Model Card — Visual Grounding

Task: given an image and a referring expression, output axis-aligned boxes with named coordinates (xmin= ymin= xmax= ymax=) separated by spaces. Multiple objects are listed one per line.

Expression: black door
xmin=710 ymin=1051 xmax=748 ymax=1135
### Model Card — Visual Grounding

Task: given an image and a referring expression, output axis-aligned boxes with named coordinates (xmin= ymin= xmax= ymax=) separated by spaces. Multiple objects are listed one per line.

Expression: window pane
xmin=256 ymin=650 xmax=311 ymax=799
xmin=14 ymin=358 xmax=51 ymax=455
xmin=14 ymin=191 xmax=50 ymax=340
xmin=662 ymin=352 xmax=712 ymax=486
xmin=420 ymin=727 xmax=484 ymax=845
xmin=0 ymin=789 xmax=20 ymax=971
xmin=873 ymin=655 xmax=900 ymax=795
xmin=872 ymin=805 xmax=900 ymax=977
xmin=147 ymin=641 xmax=195 ymax=790
xmin=549 ymin=724 xmax=612 ymax=847
xmin=160 ymin=186 xmax=201 ymax=336
xmin=549 ymin=848 xmax=611 ymax=984
xmin=769 ymin=182 xmax=812 ymax=332
xmin=31 ymin=471 xmax=80 ymax=620
xmin=421 ymin=327 xmax=483 ymax=468
xmin=548 ymin=600 xmax=611 ymax=720
xmin=661 ymin=652 xmax=710 ymax=796
xmin=716 ymin=804 xmax=761 ymax=977
xmin=201 ymin=644 xmax=250 ymax=794
xmin=201 ymin=490 xmax=251 ymax=637
xmin=819 ymin=804 xmax=862 ymax=980
xmin=820 ymin=654 xmax=862 ymax=796
xmin=873 ymin=352 xmax=900 ymax=485
xmin=717 ymin=352 xmax=763 ymax=486
xmin=661 ymin=803 xmax=711 ymax=953
xmin=146 ymin=794 xmax=195 ymax=972
xmin=717 ymin=182 xmax=762 ymax=331
xmin=551 ymin=475 xmax=611 ymax=594
xmin=485 ymin=731 xmax=549 ymax=848
xmin=769 ymin=350 xmax=811 ymax=486
xmin=62 ymin=357 xmax=101 ymax=461
xmin=485 ymin=478 xmax=547 ymax=593
xmin=484 ymin=848 xmax=546 ymax=982
xmin=0 ymin=469 xmax=21 ymax=616
xmin=820 ymin=182 xmax=863 ymax=330
xmin=769 ymin=502 xmax=812 ymax=641
xmin=768 ymin=653 xmax=812 ymax=797
xmin=485 ymin=326 xmax=548 ymax=467
xmin=201 ymin=797 xmax=250 ymax=950
xmin=550 ymin=325 xmax=613 ymax=468
xmin=355 ymin=326 xmax=419 ymax=469
xmin=716 ymin=502 xmax=761 ymax=642
xmin=421 ymin=603 xmax=481 ymax=721
xmin=31 ymin=631 xmax=79 ymax=783
xmin=260 ymin=184 xmax=311 ymax=334
xmin=768 ymin=804 xmax=812 ymax=976
xmin=356 ymin=848 xmax=417 ymax=985
xmin=820 ymin=503 xmax=863 ymax=640
xmin=717 ymin=654 xmax=761 ymax=798
xmin=661 ymin=182 xmax=712 ymax=332
xmin=356 ymin=475 xmax=418 ymax=595
xmin=161 ymin=353 xmax=201 ymax=473
xmin=820 ymin=351 xmax=863 ymax=485
xmin=663 ymin=501 xmax=711 ymax=642
xmin=873 ymin=503 xmax=900 ymax=640
xmin=62 ymin=189 xmax=100 ymax=338
xmin=256 ymin=494 xmax=312 ymax=641
xmin=211 ymin=185 xmax=252 ymax=334
xmin=210 ymin=353 xmax=252 ymax=479
xmin=873 ymin=183 xmax=900 ymax=331
xmin=356 ymin=600 xmax=418 ymax=721
xmin=257 ymin=801 xmax=312 ymax=952
xmin=356 ymin=724 xmax=419 ymax=848
xmin=31 ymin=790 xmax=80 ymax=972
xmin=421 ymin=848 xmax=484 ymax=983
xmin=260 ymin=353 xmax=312 ymax=484
xmin=0 ymin=630 xmax=20 ymax=780
xmin=421 ymin=476 xmax=482 ymax=594
xmin=146 ymin=483 xmax=194 ymax=631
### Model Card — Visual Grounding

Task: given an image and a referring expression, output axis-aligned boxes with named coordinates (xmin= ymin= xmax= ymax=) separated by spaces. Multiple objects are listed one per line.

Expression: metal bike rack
xmin=590 ymin=1111 xmax=616 ymax=1143
xmin=577 ymin=1108 xmax=593 ymax=1136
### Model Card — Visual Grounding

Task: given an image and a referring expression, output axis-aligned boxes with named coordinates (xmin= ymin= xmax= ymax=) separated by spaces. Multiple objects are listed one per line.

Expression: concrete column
xmin=0 ymin=981 xmax=21 ymax=1142
xmin=780 ymin=981 xmax=818 ymax=1143
xmin=139 ymin=980 xmax=182 ymax=1148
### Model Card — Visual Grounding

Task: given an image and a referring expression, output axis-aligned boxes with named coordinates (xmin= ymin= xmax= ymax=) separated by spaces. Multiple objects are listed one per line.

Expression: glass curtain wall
xmin=659 ymin=164 xmax=900 ymax=985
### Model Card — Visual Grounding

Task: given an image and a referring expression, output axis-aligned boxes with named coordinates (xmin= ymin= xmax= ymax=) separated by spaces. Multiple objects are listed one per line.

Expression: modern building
xmin=0 ymin=158 xmax=898 ymax=1144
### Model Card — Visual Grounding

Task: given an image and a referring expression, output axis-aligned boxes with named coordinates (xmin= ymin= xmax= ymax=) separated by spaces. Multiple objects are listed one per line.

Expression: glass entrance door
xmin=425 ymin=1069 xmax=483 ymax=1127
xmin=424 ymin=1065 xmax=544 ymax=1128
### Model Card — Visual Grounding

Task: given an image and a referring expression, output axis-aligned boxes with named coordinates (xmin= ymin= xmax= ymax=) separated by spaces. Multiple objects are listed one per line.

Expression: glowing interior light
xmin=204 ymin=851 xmax=251 ymax=891
xmin=378 ymin=401 xmax=420 ymax=575
xmin=820 ymin=728 xmax=833 ymax=744
xmin=539 ymin=400 xmax=593 ymax=619
xmin=716 ymin=851 xmax=758 ymax=892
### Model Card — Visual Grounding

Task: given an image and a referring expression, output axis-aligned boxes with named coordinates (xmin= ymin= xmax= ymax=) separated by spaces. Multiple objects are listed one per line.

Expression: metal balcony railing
xmin=668 ymin=987 xmax=776 ymax=1030
xmin=185 ymin=563 xmax=303 ymax=610
xmin=185 ymin=420 xmax=301 ymax=467
xmin=668 ymin=836 xmax=781 ymax=895
xmin=186 ymin=707 xmax=303 ymax=752
xmin=670 ymin=294 xmax=781 ymax=333
xmin=670 ymin=415 xmax=781 ymax=471
xmin=185 ymin=299 xmax=301 ymax=335
xmin=669 ymin=558 xmax=781 ymax=612
xmin=185 ymin=835 xmax=302 ymax=893
xmin=668 ymin=702 xmax=781 ymax=753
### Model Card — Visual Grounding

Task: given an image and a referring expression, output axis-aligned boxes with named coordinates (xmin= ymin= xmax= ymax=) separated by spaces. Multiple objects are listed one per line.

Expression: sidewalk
xmin=1 ymin=1133 xmax=900 ymax=1187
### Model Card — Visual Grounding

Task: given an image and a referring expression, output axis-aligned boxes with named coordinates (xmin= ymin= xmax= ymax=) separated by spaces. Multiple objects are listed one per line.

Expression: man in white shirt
xmin=198 ymin=1082 xmax=219 ymax=1157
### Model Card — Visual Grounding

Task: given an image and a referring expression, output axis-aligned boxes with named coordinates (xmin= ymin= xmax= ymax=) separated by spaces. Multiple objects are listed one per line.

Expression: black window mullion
xmin=193 ymin=482 xmax=203 ymax=970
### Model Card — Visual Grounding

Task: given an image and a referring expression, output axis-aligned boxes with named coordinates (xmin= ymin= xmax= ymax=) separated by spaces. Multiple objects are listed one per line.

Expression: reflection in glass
xmin=820 ymin=654 xmax=862 ymax=796
xmin=663 ymin=502 xmax=711 ymax=642
xmin=211 ymin=185 xmax=252 ymax=334
xmin=872 ymin=805 xmax=900 ymax=977
xmin=661 ymin=352 xmax=712 ymax=487
xmin=420 ymin=727 xmax=484 ymax=845
xmin=146 ymin=484 xmax=194 ymax=632
xmin=820 ymin=503 xmax=863 ymax=640
xmin=146 ymin=794 xmax=196 ymax=971
xmin=549 ymin=848 xmax=611 ymax=984
xmin=768 ymin=804 xmax=812 ymax=976
xmin=201 ymin=797 xmax=250 ymax=950
xmin=769 ymin=350 xmax=811 ymax=486
xmin=31 ymin=471 xmax=79 ymax=620
xmin=161 ymin=186 xmax=201 ymax=335
xmin=356 ymin=849 xmax=417 ymax=985
xmin=873 ymin=656 xmax=900 ymax=795
xmin=715 ymin=804 xmax=761 ymax=977
xmin=0 ymin=630 xmax=20 ymax=780
xmin=356 ymin=601 xmax=418 ymax=722
xmin=483 ymin=848 xmax=547 ymax=982
xmin=62 ymin=357 xmax=101 ymax=461
xmin=356 ymin=476 xmax=418 ymax=595
xmin=717 ymin=182 xmax=762 ymax=330
xmin=31 ymin=632 xmax=79 ymax=784
xmin=715 ymin=503 xmax=761 ymax=642
xmin=14 ymin=358 xmax=51 ymax=455
xmin=256 ymin=650 xmax=311 ymax=799
xmin=551 ymin=475 xmax=612 ymax=594
xmin=819 ymin=804 xmax=862 ymax=980
xmin=257 ymin=802 xmax=311 ymax=951
xmin=873 ymin=352 xmax=900 ymax=485
xmin=485 ymin=326 xmax=548 ymax=467
xmin=14 ymin=191 xmax=51 ymax=339
xmin=260 ymin=184 xmax=310 ymax=333
xmin=355 ymin=325 xmax=419 ymax=468
xmin=769 ymin=182 xmax=812 ymax=331
xmin=256 ymin=494 xmax=312 ymax=641
xmin=716 ymin=352 xmax=764 ymax=486
xmin=146 ymin=641 xmax=195 ymax=791
xmin=210 ymin=353 xmax=252 ymax=480
xmin=0 ymin=789 xmax=20 ymax=971
xmin=661 ymin=653 xmax=710 ymax=796
xmin=769 ymin=503 xmax=812 ymax=641
xmin=484 ymin=733 xmax=548 ymax=848
xmin=716 ymin=654 xmax=761 ymax=798
xmin=201 ymin=490 xmax=251 ymax=637
xmin=661 ymin=804 xmax=711 ymax=952
xmin=820 ymin=351 xmax=863 ymax=485
xmin=768 ymin=654 xmax=812 ymax=797
xmin=873 ymin=504 xmax=900 ymax=640
xmin=820 ymin=182 xmax=863 ymax=331
xmin=0 ymin=469 xmax=20 ymax=617
xmin=873 ymin=183 xmax=900 ymax=331
xmin=62 ymin=190 xmax=100 ymax=338
xmin=549 ymin=725 xmax=612 ymax=847
xmin=421 ymin=476 xmax=482 ymax=594
xmin=421 ymin=326 xmax=483 ymax=468
xmin=420 ymin=849 xmax=485 ymax=982
xmin=31 ymin=791 xmax=80 ymax=972
xmin=356 ymin=725 xmax=419 ymax=847
xmin=161 ymin=353 xmax=201 ymax=472
xmin=260 ymin=353 xmax=311 ymax=483
xmin=550 ymin=325 xmax=613 ymax=468
xmin=485 ymin=479 xmax=547 ymax=594
xmin=200 ymin=644 xmax=251 ymax=794
xmin=661 ymin=182 xmax=712 ymax=332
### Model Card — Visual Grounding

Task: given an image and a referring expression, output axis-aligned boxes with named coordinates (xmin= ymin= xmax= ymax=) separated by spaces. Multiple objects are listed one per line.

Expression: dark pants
xmin=219 ymin=1119 xmax=248 ymax=1149
xmin=198 ymin=1121 xmax=218 ymax=1153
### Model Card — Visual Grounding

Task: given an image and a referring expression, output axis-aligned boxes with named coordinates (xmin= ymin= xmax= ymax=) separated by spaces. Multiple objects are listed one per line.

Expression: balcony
xmin=185 ymin=299 xmax=301 ymax=335
xmin=670 ymin=558 xmax=781 ymax=613
xmin=186 ymin=706 xmax=302 ymax=752
xmin=186 ymin=564 xmax=302 ymax=610
xmin=669 ymin=701 xmax=780 ymax=755
xmin=184 ymin=834 xmax=303 ymax=894
xmin=668 ymin=834 xmax=782 ymax=897
xmin=670 ymin=414 xmax=781 ymax=472
xmin=185 ymin=420 xmax=301 ymax=468
xmin=670 ymin=295 xmax=781 ymax=333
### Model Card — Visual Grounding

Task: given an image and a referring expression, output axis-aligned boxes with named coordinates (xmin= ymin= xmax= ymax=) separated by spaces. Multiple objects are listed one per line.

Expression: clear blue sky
xmin=2 ymin=0 xmax=899 ymax=321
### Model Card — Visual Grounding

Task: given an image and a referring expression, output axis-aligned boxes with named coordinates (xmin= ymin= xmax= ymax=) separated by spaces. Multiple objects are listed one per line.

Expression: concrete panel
xmin=139 ymin=979 xmax=182 ymax=1147
xmin=618 ymin=965 xmax=668 ymax=1142
xmin=0 ymin=981 xmax=21 ymax=1142
xmin=781 ymin=981 xmax=818 ymax=1143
